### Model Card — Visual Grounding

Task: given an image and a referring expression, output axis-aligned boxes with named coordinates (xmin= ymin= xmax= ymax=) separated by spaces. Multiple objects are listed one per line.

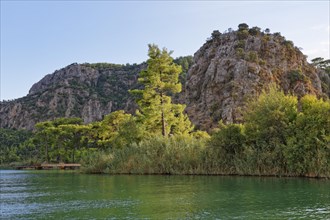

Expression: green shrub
xmin=283 ymin=40 xmax=294 ymax=48
xmin=244 ymin=85 xmax=298 ymax=175
xmin=247 ymin=51 xmax=258 ymax=62
xmin=237 ymin=30 xmax=249 ymax=40
xmin=262 ymin=35 xmax=271 ymax=42
xmin=236 ymin=40 xmax=246 ymax=49
xmin=211 ymin=30 xmax=221 ymax=39
xmin=248 ymin=26 xmax=261 ymax=36
xmin=284 ymin=95 xmax=330 ymax=177
xmin=207 ymin=122 xmax=245 ymax=174
xmin=81 ymin=150 xmax=113 ymax=174
xmin=288 ymin=70 xmax=305 ymax=84
xmin=236 ymin=48 xmax=245 ymax=59
xmin=259 ymin=59 xmax=267 ymax=65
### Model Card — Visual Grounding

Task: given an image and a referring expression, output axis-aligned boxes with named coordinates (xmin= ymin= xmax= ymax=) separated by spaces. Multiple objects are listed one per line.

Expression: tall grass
xmin=111 ymin=135 xmax=207 ymax=174
xmin=81 ymin=135 xmax=207 ymax=175
xmin=81 ymin=131 xmax=330 ymax=178
xmin=80 ymin=151 xmax=113 ymax=174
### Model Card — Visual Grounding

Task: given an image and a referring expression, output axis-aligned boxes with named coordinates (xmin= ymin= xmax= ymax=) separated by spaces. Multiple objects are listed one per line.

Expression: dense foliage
xmin=206 ymin=86 xmax=330 ymax=177
xmin=0 ymin=128 xmax=32 ymax=164
xmin=130 ymin=44 xmax=193 ymax=136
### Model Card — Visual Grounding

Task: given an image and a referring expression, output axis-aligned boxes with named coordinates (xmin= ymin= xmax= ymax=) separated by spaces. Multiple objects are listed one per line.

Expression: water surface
xmin=1 ymin=170 xmax=329 ymax=219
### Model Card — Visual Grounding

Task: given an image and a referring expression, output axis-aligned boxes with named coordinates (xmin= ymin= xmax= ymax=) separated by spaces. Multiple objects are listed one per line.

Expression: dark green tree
xmin=34 ymin=121 xmax=57 ymax=163
xmin=237 ymin=23 xmax=249 ymax=40
xmin=211 ymin=30 xmax=221 ymax=39
xmin=238 ymin=23 xmax=249 ymax=31
xmin=57 ymin=124 xmax=89 ymax=163
xmin=131 ymin=44 xmax=193 ymax=137
xmin=248 ymin=26 xmax=261 ymax=36
xmin=265 ymin=28 xmax=270 ymax=34
xmin=311 ymin=57 xmax=330 ymax=74
xmin=0 ymin=128 xmax=32 ymax=164
xmin=88 ymin=110 xmax=144 ymax=149
xmin=34 ymin=117 xmax=84 ymax=163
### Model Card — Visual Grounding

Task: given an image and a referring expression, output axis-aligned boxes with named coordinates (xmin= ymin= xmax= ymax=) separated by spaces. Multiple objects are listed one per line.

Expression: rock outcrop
xmin=0 ymin=63 xmax=143 ymax=130
xmin=184 ymin=26 xmax=325 ymax=130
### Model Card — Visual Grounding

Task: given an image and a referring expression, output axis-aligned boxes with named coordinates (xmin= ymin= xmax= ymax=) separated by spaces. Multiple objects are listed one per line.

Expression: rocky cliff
xmin=0 ymin=25 xmax=328 ymax=131
xmin=184 ymin=25 xmax=327 ymax=130
xmin=0 ymin=63 xmax=143 ymax=130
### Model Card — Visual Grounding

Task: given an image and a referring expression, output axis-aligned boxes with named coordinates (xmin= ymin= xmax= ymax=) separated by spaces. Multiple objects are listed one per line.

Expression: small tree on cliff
xmin=131 ymin=44 xmax=193 ymax=137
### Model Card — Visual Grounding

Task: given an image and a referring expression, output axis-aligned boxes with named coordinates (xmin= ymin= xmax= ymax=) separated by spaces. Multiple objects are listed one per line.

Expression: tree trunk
xmin=160 ymin=92 xmax=166 ymax=137
xmin=45 ymin=137 xmax=49 ymax=163
xmin=161 ymin=111 xmax=166 ymax=137
xmin=46 ymin=145 xmax=49 ymax=163
xmin=72 ymin=146 xmax=75 ymax=163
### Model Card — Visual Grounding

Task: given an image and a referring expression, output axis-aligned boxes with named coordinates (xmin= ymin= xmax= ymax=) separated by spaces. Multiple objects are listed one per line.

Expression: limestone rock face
xmin=184 ymin=30 xmax=324 ymax=130
xmin=0 ymin=63 xmax=143 ymax=130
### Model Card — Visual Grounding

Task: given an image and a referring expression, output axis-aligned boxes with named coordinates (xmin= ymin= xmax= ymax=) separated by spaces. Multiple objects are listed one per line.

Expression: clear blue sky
xmin=1 ymin=1 xmax=329 ymax=101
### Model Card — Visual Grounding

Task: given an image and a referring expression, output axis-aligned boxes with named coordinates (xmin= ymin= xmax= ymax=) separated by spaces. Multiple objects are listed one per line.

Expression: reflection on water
xmin=1 ymin=170 xmax=329 ymax=219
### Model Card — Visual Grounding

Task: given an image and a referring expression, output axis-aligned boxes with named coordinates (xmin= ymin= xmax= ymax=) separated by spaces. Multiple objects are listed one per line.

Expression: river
xmin=1 ymin=170 xmax=329 ymax=219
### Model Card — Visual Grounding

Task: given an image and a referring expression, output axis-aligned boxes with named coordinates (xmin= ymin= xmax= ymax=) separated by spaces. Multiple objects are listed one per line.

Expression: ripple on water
xmin=1 ymin=199 xmax=139 ymax=219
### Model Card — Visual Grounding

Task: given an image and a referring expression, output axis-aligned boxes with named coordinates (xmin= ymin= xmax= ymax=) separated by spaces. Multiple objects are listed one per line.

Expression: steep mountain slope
xmin=0 ymin=63 xmax=143 ymax=130
xmin=184 ymin=26 xmax=326 ymax=130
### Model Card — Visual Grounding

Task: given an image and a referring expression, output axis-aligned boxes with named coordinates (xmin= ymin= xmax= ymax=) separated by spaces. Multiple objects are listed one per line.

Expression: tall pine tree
xmin=131 ymin=44 xmax=193 ymax=137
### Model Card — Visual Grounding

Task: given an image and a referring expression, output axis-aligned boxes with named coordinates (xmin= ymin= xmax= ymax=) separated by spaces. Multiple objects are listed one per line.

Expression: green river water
xmin=1 ymin=170 xmax=329 ymax=219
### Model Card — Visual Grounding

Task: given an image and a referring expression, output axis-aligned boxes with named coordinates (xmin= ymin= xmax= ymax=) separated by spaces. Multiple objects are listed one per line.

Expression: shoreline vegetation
xmin=1 ymin=43 xmax=329 ymax=178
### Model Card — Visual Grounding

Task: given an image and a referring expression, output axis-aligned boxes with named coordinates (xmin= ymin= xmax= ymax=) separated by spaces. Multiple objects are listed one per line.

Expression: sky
xmin=1 ymin=1 xmax=329 ymax=101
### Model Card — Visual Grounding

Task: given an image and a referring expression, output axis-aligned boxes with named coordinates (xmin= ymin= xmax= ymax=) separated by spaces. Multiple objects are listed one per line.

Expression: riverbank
xmin=80 ymin=135 xmax=330 ymax=179
xmin=0 ymin=162 xmax=81 ymax=171
xmin=15 ymin=163 xmax=81 ymax=170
